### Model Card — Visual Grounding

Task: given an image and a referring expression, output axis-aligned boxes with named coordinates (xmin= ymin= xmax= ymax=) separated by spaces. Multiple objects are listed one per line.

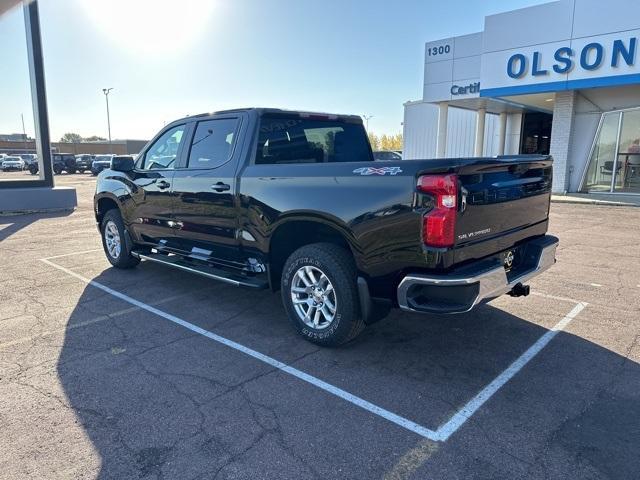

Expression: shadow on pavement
xmin=55 ymin=267 xmax=640 ymax=479
xmin=0 ymin=210 xmax=72 ymax=243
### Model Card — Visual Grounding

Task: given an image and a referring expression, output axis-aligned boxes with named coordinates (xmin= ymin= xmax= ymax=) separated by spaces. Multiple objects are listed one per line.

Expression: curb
xmin=551 ymin=197 xmax=639 ymax=207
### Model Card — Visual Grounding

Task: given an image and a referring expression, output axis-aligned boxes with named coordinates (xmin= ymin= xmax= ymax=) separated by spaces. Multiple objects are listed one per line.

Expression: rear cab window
xmin=255 ymin=114 xmax=372 ymax=164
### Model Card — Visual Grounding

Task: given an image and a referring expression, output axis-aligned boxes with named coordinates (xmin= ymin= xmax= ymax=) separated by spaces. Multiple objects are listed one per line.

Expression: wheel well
xmin=96 ymin=197 xmax=119 ymax=224
xmin=269 ymin=221 xmax=353 ymax=290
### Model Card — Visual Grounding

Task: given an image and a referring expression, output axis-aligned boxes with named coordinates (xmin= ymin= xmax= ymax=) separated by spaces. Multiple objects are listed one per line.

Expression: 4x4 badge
xmin=353 ymin=166 xmax=402 ymax=176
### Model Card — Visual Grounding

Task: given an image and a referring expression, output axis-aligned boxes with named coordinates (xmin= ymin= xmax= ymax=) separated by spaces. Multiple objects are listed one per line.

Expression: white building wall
xmin=402 ymin=102 xmax=438 ymax=159
xmin=403 ymin=102 xmax=500 ymax=159
xmin=504 ymin=113 xmax=523 ymax=155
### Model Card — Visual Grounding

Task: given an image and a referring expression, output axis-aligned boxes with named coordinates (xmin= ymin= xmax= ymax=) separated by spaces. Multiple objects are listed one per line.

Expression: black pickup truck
xmin=94 ymin=108 xmax=558 ymax=346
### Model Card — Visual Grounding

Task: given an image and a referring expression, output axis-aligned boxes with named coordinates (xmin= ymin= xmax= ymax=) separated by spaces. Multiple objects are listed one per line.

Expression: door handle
xmin=157 ymin=180 xmax=171 ymax=190
xmin=211 ymin=182 xmax=230 ymax=192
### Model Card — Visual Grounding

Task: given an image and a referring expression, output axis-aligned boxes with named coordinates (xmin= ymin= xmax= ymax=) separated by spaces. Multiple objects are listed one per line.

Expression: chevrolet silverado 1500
xmin=94 ymin=108 xmax=558 ymax=346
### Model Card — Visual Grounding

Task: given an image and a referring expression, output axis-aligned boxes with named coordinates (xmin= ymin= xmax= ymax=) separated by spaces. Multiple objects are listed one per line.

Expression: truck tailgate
xmin=454 ymin=156 xmax=553 ymax=247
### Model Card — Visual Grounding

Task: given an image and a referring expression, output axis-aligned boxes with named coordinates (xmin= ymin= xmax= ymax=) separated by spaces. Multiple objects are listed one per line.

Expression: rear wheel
xmin=101 ymin=209 xmax=140 ymax=269
xmin=28 ymin=164 xmax=38 ymax=175
xmin=281 ymin=243 xmax=364 ymax=346
xmin=53 ymin=165 xmax=62 ymax=175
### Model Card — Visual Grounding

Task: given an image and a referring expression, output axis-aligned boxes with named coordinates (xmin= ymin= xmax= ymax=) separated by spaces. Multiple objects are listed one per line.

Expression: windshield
xmin=94 ymin=155 xmax=112 ymax=161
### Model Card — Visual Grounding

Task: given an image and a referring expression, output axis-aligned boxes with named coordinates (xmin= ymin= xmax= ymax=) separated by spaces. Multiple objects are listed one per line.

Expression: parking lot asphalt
xmin=1 ymin=173 xmax=639 ymax=480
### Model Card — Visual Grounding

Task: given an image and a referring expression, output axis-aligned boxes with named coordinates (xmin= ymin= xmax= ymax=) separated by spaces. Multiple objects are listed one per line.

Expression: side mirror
xmin=111 ymin=155 xmax=135 ymax=172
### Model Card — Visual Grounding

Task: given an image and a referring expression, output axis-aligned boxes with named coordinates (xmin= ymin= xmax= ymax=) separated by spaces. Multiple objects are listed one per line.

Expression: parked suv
xmin=91 ymin=154 xmax=115 ymax=175
xmin=75 ymin=154 xmax=95 ymax=173
xmin=19 ymin=154 xmax=38 ymax=167
xmin=94 ymin=108 xmax=558 ymax=346
xmin=29 ymin=153 xmax=77 ymax=175
xmin=2 ymin=156 xmax=25 ymax=171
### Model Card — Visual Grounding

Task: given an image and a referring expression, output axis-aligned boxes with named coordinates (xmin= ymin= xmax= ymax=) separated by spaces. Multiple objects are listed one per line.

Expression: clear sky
xmin=0 ymin=0 xmax=549 ymax=142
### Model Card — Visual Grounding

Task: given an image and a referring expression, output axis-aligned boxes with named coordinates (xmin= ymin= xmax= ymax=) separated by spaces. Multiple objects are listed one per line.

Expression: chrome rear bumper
xmin=397 ymin=235 xmax=558 ymax=314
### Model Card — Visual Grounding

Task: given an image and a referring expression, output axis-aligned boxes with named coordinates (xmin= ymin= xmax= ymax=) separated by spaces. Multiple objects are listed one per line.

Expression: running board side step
xmin=132 ymin=252 xmax=268 ymax=289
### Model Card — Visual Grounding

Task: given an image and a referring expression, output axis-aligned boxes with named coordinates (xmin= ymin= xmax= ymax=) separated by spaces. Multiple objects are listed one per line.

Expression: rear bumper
xmin=397 ymin=235 xmax=558 ymax=314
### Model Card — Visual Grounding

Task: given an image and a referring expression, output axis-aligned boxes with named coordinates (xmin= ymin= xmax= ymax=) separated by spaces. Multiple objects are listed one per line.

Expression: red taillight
xmin=417 ymin=174 xmax=458 ymax=247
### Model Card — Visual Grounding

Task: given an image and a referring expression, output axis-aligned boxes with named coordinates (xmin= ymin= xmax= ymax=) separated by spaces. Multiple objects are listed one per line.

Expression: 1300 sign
xmin=427 ymin=44 xmax=451 ymax=56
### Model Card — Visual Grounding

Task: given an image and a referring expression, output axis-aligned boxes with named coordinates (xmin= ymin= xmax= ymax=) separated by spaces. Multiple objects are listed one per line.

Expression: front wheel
xmin=100 ymin=209 xmax=140 ymax=269
xmin=281 ymin=243 xmax=364 ymax=346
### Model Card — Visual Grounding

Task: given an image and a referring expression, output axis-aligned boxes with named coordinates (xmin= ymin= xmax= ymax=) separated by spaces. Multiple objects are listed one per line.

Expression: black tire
xmin=281 ymin=243 xmax=364 ymax=346
xmin=29 ymin=165 xmax=38 ymax=175
xmin=100 ymin=209 xmax=140 ymax=269
xmin=53 ymin=166 xmax=62 ymax=175
xmin=68 ymin=168 xmax=76 ymax=174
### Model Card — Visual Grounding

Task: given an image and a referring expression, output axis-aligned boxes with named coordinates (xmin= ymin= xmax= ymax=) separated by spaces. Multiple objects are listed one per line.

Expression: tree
xmin=59 ymin=132 xmax=83 ymax=143
xmin=380 ymin=133 xmax=403 ymax=151
xmin=367 ymin=132 xmax=380 ymax=151
xmin=84 ymin=135 xmax=107 ymax=142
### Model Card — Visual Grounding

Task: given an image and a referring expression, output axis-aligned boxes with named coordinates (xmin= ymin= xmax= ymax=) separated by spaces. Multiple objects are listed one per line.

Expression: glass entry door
xmin=582 ymin=108 xmax=640 ymax=194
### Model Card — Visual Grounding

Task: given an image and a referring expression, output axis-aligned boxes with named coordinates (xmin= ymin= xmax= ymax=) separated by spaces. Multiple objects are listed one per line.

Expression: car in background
xmin=75 ymin=154 xmax=95 ymax=173
xmin=373 ymin=150 xmax=402 ymax=161
xmin=19 ymin=154 xmax=38 ymax=168
xmin=91 ymin=154 xmax=115 ymax=175
xmin=2 ymin=156 xmax=26 ymax=171
xmin=28 ymin=153 xmax=77 ymax=175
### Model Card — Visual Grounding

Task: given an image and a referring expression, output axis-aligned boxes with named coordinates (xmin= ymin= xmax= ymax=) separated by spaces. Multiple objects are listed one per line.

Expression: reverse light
xmin=417 ymin=174 xmax=458 ymax=247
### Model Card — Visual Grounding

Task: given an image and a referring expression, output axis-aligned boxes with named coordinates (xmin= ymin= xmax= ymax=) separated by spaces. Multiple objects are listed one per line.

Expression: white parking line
xmin=40 ymin=257 xmax=587 ymax=442
xmin=531 ymin=291 xmax=583 ymax=304
xmin=435 ymin=301 xmax=587 ymax=441
xmin=43 ymin=248 xmax=102 ymax=260
xmin=0 ymin=290 xmax=206 ymax=350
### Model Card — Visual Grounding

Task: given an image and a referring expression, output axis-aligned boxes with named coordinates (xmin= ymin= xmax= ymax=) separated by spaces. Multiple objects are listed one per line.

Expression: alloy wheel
xmin=104 ymin=220 xmax=121 ymax=259
xmin=290 ymin=265 xmax=337 ymax=329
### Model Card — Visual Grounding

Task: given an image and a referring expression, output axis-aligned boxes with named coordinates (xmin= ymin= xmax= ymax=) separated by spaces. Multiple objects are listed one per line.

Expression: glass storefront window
xmin=614 ymin=110 xmax=640 ymax=193
xmin=583 ymin=112 xmax=621 ymax=192
xmin=582 ymin=107 xmax=640 ymax=194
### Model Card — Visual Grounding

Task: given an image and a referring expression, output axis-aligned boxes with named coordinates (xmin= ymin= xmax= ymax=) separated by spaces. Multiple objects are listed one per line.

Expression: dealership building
xmin=403 ymin=0 xmax=640 ymax=195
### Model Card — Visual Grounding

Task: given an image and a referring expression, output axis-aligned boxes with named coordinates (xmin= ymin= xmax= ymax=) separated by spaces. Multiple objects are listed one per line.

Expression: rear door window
xmin=255 ymin=115 xmax=372 ymax=164
xmin=186 ymin=118 xmax=239 ymax=169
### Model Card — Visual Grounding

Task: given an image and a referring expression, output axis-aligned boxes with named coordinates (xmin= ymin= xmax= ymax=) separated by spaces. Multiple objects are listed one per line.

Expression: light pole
xmin=21 ymin=113 xmax=27 ymax=153
xmin=362 ymin=114 xmax=373 ymax=131
xmin=102 ymin=88 xmax=113 ymax=153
